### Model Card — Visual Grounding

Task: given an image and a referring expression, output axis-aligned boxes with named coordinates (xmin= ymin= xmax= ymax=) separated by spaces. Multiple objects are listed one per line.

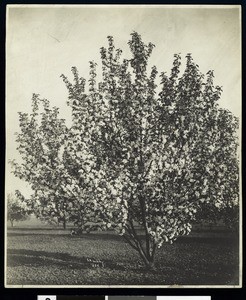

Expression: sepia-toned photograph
xmin=5 ymin=5 xmax=241 ymax=287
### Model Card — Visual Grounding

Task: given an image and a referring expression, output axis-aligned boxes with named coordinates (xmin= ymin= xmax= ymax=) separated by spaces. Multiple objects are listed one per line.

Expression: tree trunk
xmin=11 ymin=220 xmax=14 ymax=227
xmin=63 ymin=219 xmax=66 ymax=229
xmin=124 ymin=223 xmax=157 ymax=269
xmin=138 ymin=247 xmax=155 ymax=269
xmin=145 ymin=259 xmax=155 ymax=269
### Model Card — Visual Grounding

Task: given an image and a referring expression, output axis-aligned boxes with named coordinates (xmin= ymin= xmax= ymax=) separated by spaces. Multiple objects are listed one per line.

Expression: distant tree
xmin=195 ymin=200 xmax=239 ymax=231
xmin=7 ymin=191 xmax=30 ymax=227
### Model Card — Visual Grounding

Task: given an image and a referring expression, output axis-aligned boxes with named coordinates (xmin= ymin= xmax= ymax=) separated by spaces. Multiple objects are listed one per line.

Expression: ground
xmin=6 ymin=227 xmax=239 ymax=286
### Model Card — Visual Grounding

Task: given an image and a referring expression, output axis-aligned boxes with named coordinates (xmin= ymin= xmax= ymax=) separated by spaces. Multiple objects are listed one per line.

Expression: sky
xmin=6 ymin=5 xmax=241 ymax=197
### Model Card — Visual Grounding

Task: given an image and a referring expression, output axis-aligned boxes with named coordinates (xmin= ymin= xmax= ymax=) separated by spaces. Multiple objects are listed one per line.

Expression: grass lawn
xmin=6 ymin=227 xmax=239 ymax=286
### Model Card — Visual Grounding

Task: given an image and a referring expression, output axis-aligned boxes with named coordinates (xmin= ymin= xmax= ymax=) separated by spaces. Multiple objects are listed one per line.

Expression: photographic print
xmin=5 ymin=5 xmax=241 ymax=287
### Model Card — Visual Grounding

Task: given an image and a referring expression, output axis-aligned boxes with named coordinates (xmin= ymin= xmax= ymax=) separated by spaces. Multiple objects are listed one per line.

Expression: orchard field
xmin=6 ymin=226 xmax=239 ymax=286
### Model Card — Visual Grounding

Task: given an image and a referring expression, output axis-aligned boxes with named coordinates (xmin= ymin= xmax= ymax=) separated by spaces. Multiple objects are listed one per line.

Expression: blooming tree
xmin=7 ymin=191 xmax=30 ymax=227
xmin=10 ymin=95 xmax=83 ymax=229
xmin=10 ymin=32 xmax=239 ymax=267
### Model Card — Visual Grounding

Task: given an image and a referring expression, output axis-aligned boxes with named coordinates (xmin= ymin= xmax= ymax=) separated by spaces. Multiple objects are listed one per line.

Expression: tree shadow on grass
xmin=7 ymin=248 xmax=141 ymax=272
